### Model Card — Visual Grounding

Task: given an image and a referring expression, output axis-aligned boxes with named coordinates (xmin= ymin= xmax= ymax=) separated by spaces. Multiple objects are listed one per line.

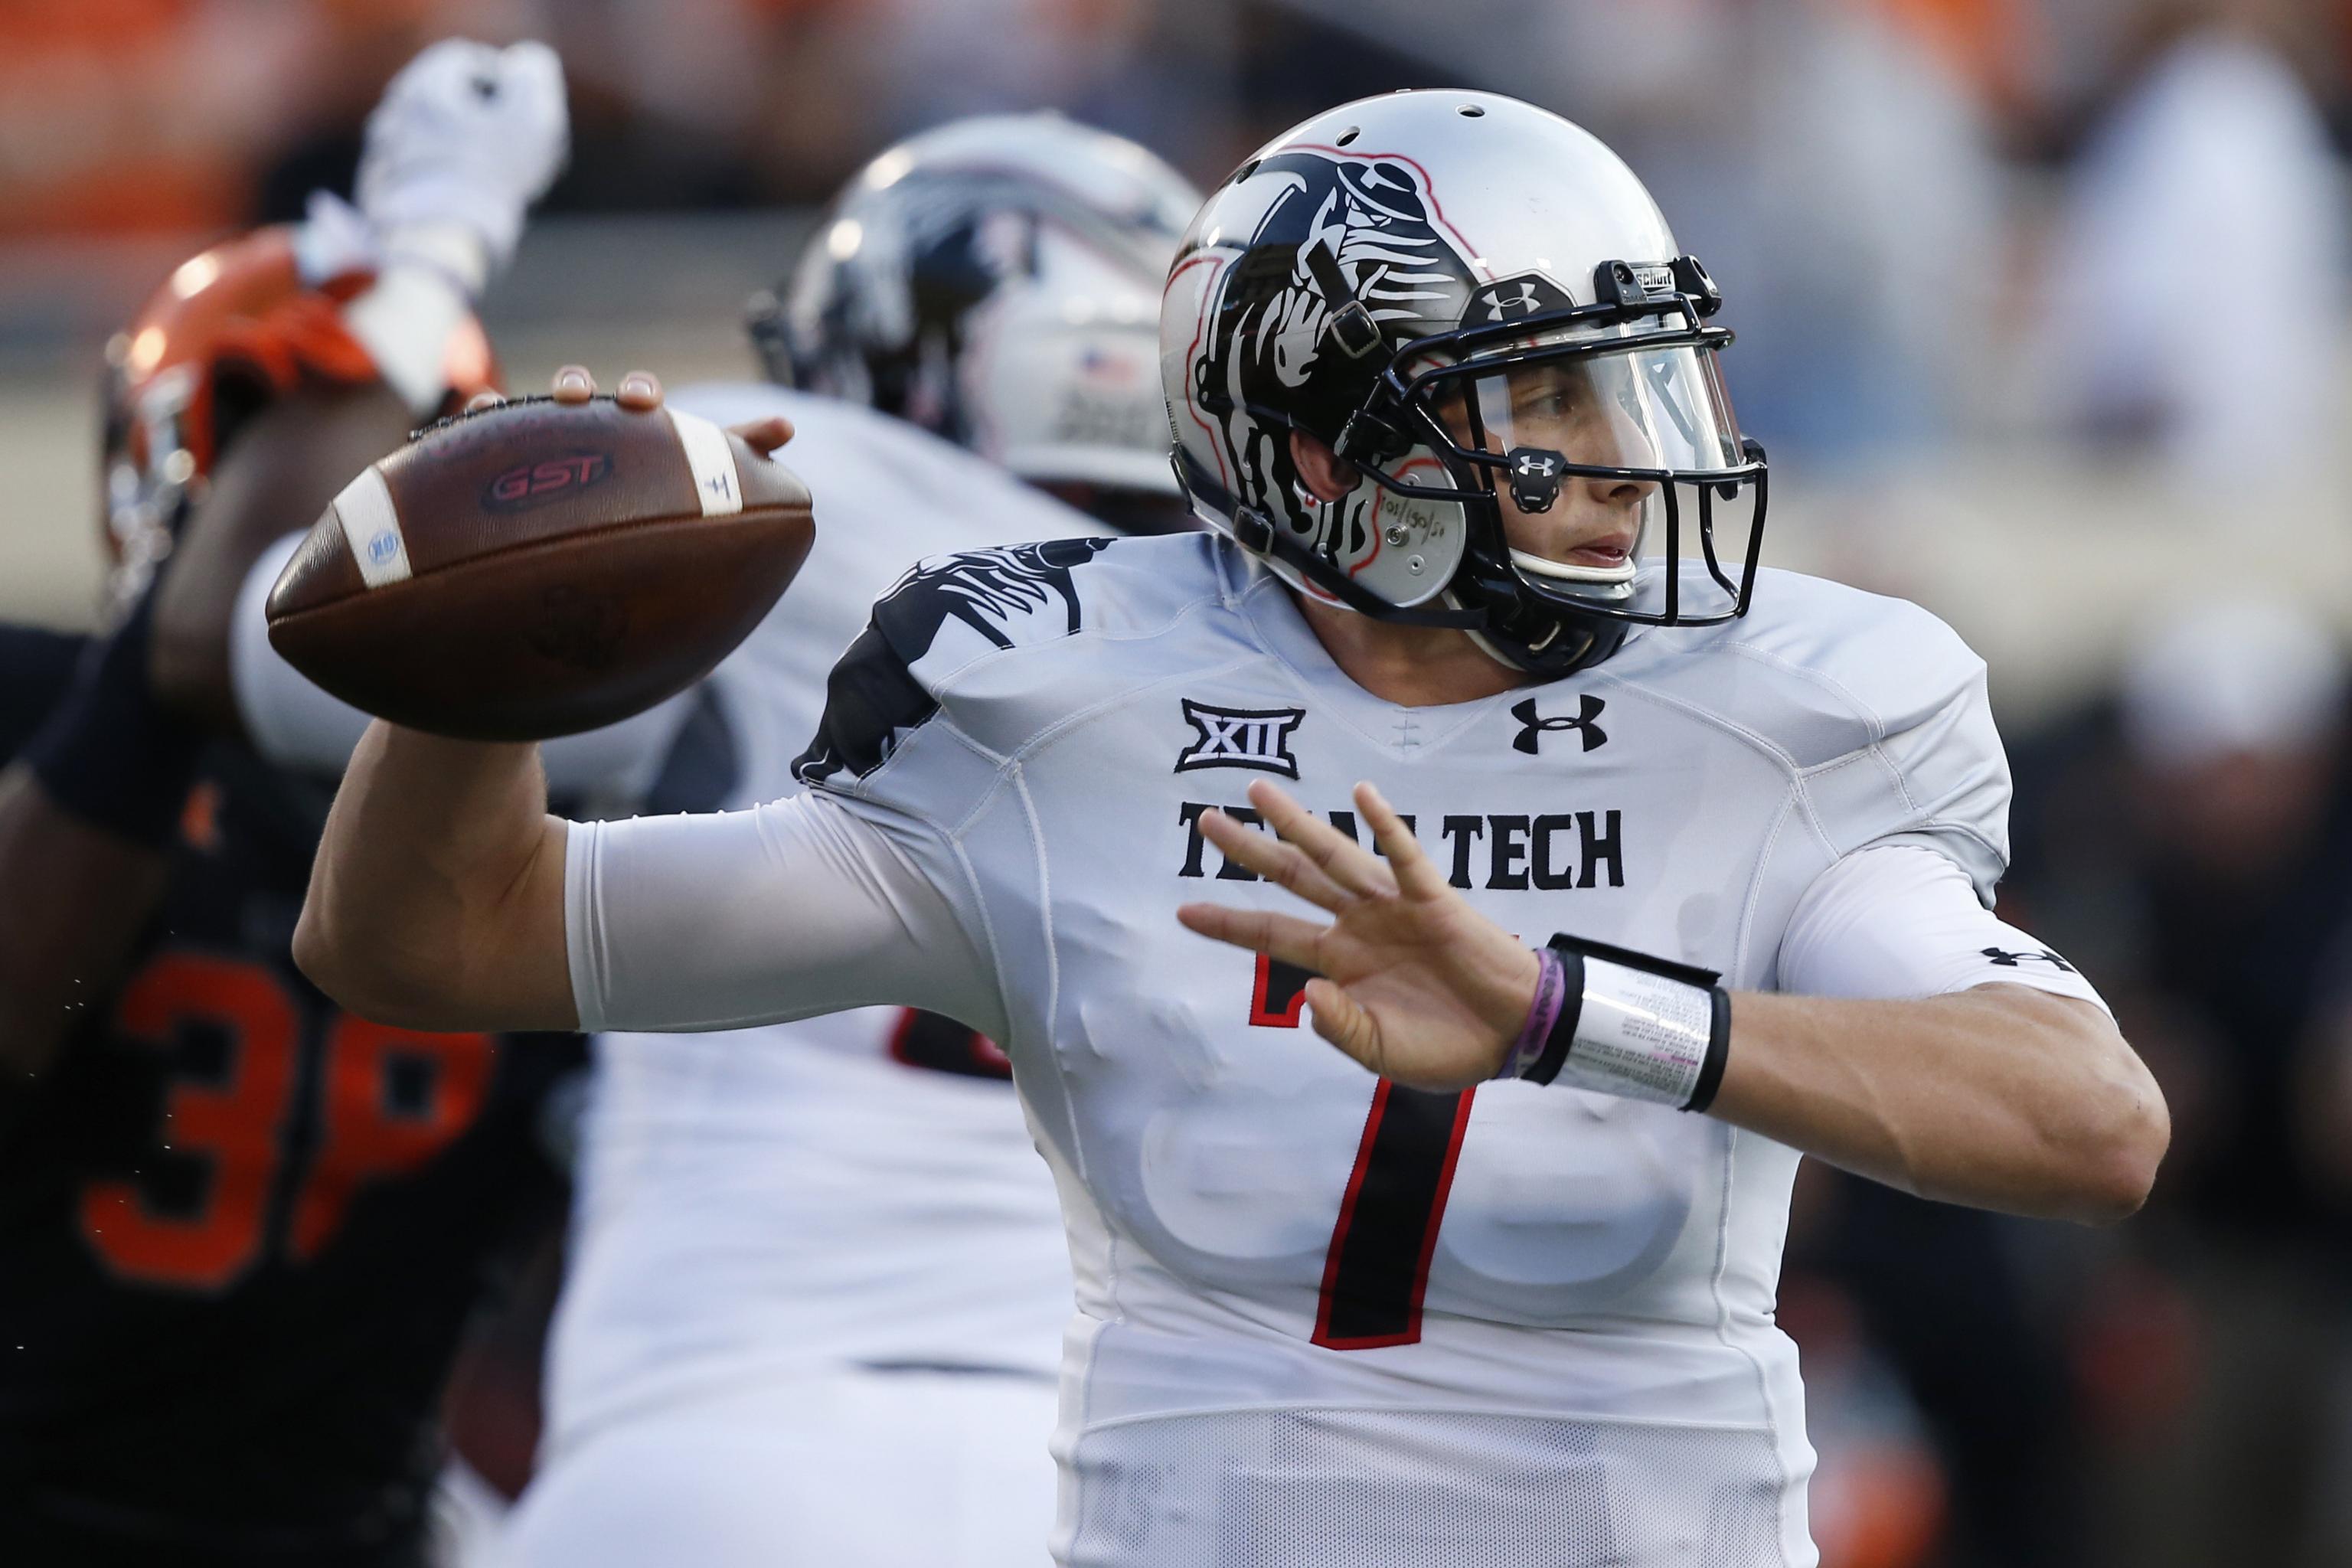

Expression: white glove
xmin=356 ymin=38 xmax=568 ymax=279
xmin=292 ymin=191 xmax=381 ymax=286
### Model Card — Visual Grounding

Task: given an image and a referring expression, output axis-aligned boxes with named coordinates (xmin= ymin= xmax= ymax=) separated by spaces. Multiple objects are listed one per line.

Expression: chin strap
xmin=1463 ymin=580 xmax=1628 ymax=676
xmin=1465 ymin=622 xmax=1548 ymax=673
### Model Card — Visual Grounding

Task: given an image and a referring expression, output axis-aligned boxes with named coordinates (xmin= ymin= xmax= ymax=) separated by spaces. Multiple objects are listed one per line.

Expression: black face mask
xmin=1183 ymin=255 xmax=1770 ymax=681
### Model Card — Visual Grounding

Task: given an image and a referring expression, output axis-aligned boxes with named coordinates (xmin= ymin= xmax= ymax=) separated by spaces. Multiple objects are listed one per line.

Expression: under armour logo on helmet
xmin=1478 ymin=282 xmax=1543 ymax=319
xmin=1511 ymin=694 xmax=1607 ymax=755
xmin=1472 ymin=270 xmax=1577 ymax=323
xmin=1981 ymin=946 xmax=2076 ymax=973
xmin=1507 ymin=446 xmax=1566 ymax=514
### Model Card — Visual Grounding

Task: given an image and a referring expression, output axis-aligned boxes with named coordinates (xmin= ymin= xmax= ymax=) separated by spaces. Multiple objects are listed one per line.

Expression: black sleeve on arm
xmin=0 ymin=619 xmax=96 ymax=1140
xmin=0 ymin=625 xmax=90 ymax=764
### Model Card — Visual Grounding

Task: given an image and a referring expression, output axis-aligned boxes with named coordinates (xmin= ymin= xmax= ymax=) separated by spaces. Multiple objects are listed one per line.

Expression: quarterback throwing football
xmin=299 ymin=93 xmax=2165 ymax=1566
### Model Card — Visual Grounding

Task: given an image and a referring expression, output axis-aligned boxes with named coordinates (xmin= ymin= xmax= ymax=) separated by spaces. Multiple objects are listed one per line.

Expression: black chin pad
xmin=1505 ymin=446 xmax=1565 ymax=514
xmin=1484 ymin=603 xmax=1628 ymax=679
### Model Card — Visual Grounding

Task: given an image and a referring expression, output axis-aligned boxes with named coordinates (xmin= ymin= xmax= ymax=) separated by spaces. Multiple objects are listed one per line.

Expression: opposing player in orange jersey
xmin=0 ymin=40 xmax=576 ymax=1568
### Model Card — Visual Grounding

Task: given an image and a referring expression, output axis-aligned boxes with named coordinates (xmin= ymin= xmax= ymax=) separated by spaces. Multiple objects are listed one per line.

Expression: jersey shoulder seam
xmin=933 ymin=596 xmax=1253 ymax=778
xmin=815 ymin=767 xmax=1020 ymax=1040
xmin=1009 ymin=639 xmax=1265 ymax=776
xmin=1720 ymin=639 xmax=1886 ymax=742
xmin=1733 ymin=790 xmax=1803 ymax=988
xmin=1684 ymin=639 xmax=1965 ymax=835
xmin=1589 ymin=667 xmax=1804 ymax=778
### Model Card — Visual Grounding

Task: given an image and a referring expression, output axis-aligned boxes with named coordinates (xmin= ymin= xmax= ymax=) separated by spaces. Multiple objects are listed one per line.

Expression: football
xmin=265 ymin=394 xmax=813 ymax=741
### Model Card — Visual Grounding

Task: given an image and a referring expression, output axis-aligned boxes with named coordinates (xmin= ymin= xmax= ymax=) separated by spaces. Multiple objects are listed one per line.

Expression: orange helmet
xmin=99 ymin=223 xmax=498 ymax=601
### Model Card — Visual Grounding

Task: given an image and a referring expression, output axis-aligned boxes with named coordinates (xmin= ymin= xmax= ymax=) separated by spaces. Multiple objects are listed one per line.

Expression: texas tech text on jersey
xmin=565 ymin=531 xmax=2109 ymax=1566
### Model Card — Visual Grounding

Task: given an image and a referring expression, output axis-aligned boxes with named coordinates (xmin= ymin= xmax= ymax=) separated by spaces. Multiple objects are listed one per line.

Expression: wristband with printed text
xmin=1518 ymin=934 xmax=1730 ymax=1112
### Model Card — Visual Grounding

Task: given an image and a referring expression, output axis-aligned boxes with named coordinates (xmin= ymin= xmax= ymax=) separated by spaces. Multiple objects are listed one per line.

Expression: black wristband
xmin=1530 ymin=933 xmax=1731 ymax=1111
xmin=23 ymin=593 xmax=204 ymax=849
xmin=1685 ymin=988 xmax=1733 ymax=1114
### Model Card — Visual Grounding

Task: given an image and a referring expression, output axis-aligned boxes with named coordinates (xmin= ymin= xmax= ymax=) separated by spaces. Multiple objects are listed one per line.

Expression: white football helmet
xmin=1161 ymin=90 xmax=1766 ymax=675
xmin=752 ymin=113 xmax=1201 ymax=501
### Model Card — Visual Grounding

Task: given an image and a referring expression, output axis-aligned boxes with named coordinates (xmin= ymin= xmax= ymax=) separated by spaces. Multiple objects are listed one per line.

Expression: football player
xmin=217 ymin=113 xmax=1200 ymax=1566
xmin=297 ymin=93 xmax=2168 ymax=1567
xmin=0 ymin=41 xmax=576 ymax=1568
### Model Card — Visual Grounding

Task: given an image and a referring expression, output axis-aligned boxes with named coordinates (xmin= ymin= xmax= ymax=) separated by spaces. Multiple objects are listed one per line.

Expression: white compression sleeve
xmin=232 ymin=531 xmax=368 ymax=770
xmin=564 ymin=789 xmax=1006 ymax=1040
xmin=232 ymin=531 xmax=694 ymax=797
xmin=1778 ymin=845 xmax=2111 ymax=1013
xmin=339 ymin=222 xmax=488 ymax=416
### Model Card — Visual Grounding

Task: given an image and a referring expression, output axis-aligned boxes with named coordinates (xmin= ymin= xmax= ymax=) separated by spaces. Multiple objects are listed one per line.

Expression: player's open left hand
xmin=466 ymin=365 xmax=795 ymax=457
xmin=1178 ymin=779 xmax=1543 ymax=1092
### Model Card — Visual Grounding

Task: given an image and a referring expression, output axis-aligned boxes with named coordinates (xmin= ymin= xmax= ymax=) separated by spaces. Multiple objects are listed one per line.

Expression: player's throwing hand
xmin=468 ymin=364 xmax=797 ymax=457
xmin=1178 ymin=779 xmax=1543 ymax=1092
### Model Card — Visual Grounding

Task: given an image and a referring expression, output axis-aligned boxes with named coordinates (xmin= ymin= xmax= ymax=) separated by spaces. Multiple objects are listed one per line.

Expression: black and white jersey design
xmin=565 ymin=531 xmax=2107 ymax=1567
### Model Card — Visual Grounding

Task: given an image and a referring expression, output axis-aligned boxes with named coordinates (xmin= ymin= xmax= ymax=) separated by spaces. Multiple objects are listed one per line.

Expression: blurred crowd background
xmin=3 ymin=1 xmax=2350 ymax=1564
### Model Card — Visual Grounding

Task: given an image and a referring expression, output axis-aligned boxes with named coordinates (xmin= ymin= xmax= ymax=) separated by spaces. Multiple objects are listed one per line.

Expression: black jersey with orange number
xmin=0 ymin=638 xmax=584 ymax=1567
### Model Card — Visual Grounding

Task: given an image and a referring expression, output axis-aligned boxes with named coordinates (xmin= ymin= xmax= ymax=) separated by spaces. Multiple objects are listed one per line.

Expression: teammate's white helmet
xmin=1162 ymin=90 xmax=1767 ymax=676
xmin=753 ymin=113 xmax=1202 ymax=498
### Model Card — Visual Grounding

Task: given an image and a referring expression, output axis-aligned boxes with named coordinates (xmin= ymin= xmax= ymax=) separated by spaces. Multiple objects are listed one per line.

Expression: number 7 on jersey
xmin=1254 ymin=953 xmax=1478 ymax=1351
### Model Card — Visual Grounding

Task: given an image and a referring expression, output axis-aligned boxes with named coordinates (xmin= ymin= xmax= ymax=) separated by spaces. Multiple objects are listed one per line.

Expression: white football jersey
xmin=542 ymin=384 xmax=1097 ymax=1450
xmin=565 ymin=532 xmax=2107 ymax=1566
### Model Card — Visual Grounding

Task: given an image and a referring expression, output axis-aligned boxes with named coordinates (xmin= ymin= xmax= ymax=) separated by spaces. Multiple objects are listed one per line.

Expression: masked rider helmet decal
xmin=1163 ymin=92 xmax=1769 ymax=678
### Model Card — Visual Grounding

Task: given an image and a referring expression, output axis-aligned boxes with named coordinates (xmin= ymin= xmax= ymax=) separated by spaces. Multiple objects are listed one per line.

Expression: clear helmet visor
xmin=1418 ymin=334 xmax=1759 ymax=620
xmin=1462 ymin=341 xmax=1744 ymax=474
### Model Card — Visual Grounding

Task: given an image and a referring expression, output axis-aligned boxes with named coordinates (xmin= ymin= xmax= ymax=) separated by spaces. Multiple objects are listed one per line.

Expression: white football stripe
xmin=668 ymin=408 xmax=745 ymax=518
xmin=332 ymin=465 xmax=413 ymax=587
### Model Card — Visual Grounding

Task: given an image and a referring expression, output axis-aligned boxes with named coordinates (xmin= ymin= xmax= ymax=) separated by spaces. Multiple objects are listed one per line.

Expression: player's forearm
xmin=0 ymin=767 xmax=170 ymax=1077
xmin=151 ymin=384 xmax=416 ymax=735
xmin=1 ymin=596 xmax=210 ymax=1080
xmin=1707 ymin=985 xmax=2167 ymax=1224
xmin=297 ymin=720 xmax=574 ymax=1031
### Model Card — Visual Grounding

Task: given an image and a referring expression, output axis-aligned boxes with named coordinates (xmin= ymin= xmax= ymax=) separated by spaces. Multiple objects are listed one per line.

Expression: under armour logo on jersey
xmin=1511 ymin=694 xmax=1607 ymax=756
xmin=1981 ymin=946 xmax=2076 ymax=973
xmin=1176 ymin=699 xmax=1305 ymax=778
